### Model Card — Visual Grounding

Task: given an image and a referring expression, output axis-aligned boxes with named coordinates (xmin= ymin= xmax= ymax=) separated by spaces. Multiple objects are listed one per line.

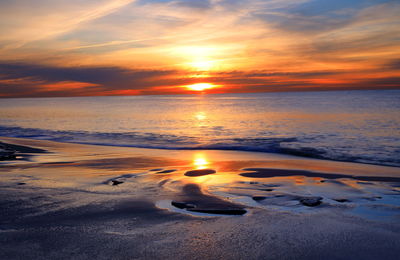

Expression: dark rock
xmin=150 ymin=168 xmax=164 ymax=171
xmin=185 ymin=169 xmax=216 ymax=177
xmin=187 ymin=208 xmax=246 ymax=215
xmin=171 ymin=201 xmax=195 ymax=209
xmin=261 ymin=188 xmax=273 ymax=192
xmin=334 ymin=198 xmax=349 ymax=203
xmin=252 ymin=196 xmax=267 ymax=201
xmin=0 ymin=142 xmax=46 ymax=154
xmin=17 ymin=182 xmax=26 ymax=185
xmin=110 ymin=180 xmax=124 ymax=186
xmin=0 ymin=148 xmax=16 ymax=161
xmin=299 ymin=197 xmax=323 ymax=207
xmin=171 ymin=183 xmax=247 ymax=216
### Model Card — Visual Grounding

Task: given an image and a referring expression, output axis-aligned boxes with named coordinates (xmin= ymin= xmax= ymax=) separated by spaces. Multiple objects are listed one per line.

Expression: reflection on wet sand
xmin=1 ymin=137 xmax=400 ymax=219
xmin=193 ymin=152 xmax=209 ymax=169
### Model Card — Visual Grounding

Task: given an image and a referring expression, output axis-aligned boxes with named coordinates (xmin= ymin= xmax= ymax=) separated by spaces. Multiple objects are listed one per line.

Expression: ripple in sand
xmin=156 ymin=169 xmax=177 ymax=174
xmin=240 ymin=168 xmax=400 ymax=183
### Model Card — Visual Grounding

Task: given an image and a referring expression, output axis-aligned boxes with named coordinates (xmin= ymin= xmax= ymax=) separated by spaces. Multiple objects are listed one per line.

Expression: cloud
xmin=0 ymin=62 xmax=178 ymax=97
xmin=0 ymin=0 xmax=136 ymax=50
xmin=138 ymin=0 xmax=212 ymax=9
xmin=0 ymin=61 xmax=398 ymax=98
xmin=0 ymin=0 xmax=399 ymax=97
xmin=251 ymin=0 xmax=396 ymax=34
xmin=0 ymin=62 xmax=171 ymax=85
xmin=384 ymin=60 xmax=400 ymax=70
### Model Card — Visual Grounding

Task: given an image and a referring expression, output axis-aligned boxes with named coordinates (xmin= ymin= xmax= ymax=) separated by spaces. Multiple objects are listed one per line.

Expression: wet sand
xmin=1 ymin=137 xmax=400 ymax=259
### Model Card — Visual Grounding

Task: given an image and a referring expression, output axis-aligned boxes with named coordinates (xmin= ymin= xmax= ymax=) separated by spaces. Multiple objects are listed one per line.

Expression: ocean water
xmin=1 ymin=90 xmax=400 ymax=167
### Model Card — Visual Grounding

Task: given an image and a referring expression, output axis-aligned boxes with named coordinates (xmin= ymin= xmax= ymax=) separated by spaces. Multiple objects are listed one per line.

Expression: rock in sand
xmin=110 ymin=180 xmax=124 ymax=186
xmin=185 ymin=169 xmax=216 ymax=177
xmin=299 ymin=196 xmax=323 ymax=207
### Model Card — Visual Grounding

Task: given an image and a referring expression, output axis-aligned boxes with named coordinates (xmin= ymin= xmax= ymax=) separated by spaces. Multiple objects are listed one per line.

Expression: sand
xmin=1 ymin=137 xmax=400 ymax=259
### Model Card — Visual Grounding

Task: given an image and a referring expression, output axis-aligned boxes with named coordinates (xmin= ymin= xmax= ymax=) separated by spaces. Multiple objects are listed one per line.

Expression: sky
xmin=0 ymin=0 xmax=399 ymax=97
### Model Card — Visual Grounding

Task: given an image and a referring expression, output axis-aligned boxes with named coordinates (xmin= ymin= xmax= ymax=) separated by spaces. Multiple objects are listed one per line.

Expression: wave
xmin=1 ymin=125 xmax=399 ymax=167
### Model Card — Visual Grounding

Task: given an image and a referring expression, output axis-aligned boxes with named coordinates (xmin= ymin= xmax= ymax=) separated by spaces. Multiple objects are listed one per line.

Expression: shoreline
xmin=1 ymin=133 xmax=399 ymax=170
xmin=1 ymin=136 xmax=400 ymax=259
xmin=2 ymin=136 xmax=400 ymax=174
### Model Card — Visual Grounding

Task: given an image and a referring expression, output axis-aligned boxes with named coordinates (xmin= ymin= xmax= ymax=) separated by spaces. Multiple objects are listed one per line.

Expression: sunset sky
xmin=0 ymin=0 xmax=399 ymax=97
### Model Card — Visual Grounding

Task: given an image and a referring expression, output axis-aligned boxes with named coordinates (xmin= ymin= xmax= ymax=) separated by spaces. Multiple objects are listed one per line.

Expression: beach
xmin=1 ymin=0 xmax=400 ymax=258
xmin=1 ymin=136 xmax=400 ymax=259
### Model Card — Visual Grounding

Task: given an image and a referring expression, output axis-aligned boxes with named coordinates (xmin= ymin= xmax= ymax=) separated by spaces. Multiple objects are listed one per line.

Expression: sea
xmin=1 ymin=90 xmax=399 ymax=167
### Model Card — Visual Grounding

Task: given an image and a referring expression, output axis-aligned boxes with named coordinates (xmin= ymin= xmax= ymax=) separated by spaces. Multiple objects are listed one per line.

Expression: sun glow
xmin=189 ymin=60 xmax=216 ymax=71
xmin=186 ymin=83 xmax=215 ymax=91
xmin=174 ymin=46 xmax=221 ymax=71
xmin=193 ymin=153 xmax=210 ymax=169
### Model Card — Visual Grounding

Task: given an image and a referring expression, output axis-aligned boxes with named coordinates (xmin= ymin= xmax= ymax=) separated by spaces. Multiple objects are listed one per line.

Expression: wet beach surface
xmin=1 ymin=137 xmax=400 ymax=259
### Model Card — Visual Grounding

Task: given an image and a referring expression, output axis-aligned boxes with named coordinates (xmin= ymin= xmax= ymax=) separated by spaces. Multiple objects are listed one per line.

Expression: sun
xmin=186 ymin=83 xmax=215 ymax=91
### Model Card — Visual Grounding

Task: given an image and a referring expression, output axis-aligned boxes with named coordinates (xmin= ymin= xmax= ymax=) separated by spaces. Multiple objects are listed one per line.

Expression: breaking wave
xmin=1 ymin=125 xmax=399 ymax=167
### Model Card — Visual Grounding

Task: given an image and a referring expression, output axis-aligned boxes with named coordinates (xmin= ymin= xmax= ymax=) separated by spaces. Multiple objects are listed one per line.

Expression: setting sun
xmin=186 ymin=83 xmax=216 ymax=91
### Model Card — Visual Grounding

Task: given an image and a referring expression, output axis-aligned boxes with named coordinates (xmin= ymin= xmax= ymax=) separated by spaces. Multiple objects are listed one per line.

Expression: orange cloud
xmin=0 ymin=1 xmax=399 ymax=97
xmin=40 ymin=81 xmax=100 ymax=91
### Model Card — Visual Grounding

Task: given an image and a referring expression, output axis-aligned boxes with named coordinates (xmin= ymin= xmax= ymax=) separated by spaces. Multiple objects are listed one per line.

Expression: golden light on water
xmin=194 ymin=111 xmax=208 ymax=127
xmin=193 ymin=153 xmax=210 ymax=169
xmin=195 ymin=111 xmax=206 ymax=121
xmin=186 ymin=83 xmax=216 ymax=91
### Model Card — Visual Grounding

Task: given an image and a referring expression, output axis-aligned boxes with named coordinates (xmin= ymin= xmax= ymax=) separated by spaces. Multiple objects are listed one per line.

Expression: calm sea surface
xmin=1 ymin=90 xmax=400 ymax=167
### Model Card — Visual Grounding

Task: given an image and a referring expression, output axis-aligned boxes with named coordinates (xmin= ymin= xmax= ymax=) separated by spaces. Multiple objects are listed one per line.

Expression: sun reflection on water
xmin=193 ymin=153 xmax=210 ymax=169
xmin=195 ymin=111 xmax=207 ymax=121
xmin=194 ymin=111 xmax=209 ymax=128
